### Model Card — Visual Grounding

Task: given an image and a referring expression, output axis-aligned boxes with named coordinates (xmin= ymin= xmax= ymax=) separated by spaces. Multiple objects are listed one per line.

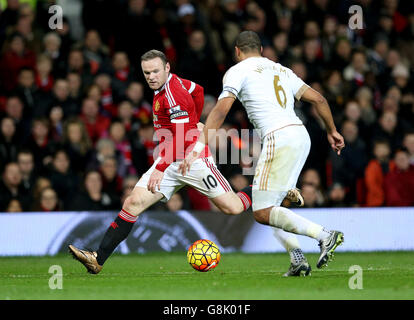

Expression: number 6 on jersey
xmin=274 ymin=75 xmax=287 ymax=108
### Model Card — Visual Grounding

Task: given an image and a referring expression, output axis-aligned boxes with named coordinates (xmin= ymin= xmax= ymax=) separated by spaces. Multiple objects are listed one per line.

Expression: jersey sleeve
xmin=218 ymin=67 xmax=244 ymax=100
xmin=180 ymin=78 xmax=204 ymax=121
xmin=286 ymin=67 xmax=310 ymax=100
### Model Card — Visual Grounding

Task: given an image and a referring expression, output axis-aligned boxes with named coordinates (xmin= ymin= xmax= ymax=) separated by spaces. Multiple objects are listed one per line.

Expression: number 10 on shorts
xmin=202 ymin=175 xmax=218 ymax=189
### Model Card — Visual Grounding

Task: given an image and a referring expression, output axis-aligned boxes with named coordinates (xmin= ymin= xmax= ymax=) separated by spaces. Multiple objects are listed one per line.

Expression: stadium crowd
xmin=0 ymin=0 xmax=413 ymax=213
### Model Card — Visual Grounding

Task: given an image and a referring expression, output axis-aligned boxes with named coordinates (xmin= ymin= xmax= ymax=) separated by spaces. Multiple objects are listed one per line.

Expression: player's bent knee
xmin=123 ymin=195 xmax=144 ymax=215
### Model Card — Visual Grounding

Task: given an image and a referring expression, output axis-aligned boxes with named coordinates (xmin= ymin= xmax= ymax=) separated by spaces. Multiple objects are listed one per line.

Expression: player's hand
xmin=147 ymin=169 xmax=164 ymax=193
xmin=327 ymin=131 xmax=345 ymax=155
xmin=179 ymin=151 xmax=198 ymax=176
xmin=196 ymin=122 xmax=205 ymax=131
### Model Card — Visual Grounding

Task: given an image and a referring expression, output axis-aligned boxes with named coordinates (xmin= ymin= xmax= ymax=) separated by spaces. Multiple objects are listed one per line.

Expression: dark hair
xmin=141 ymin=49 xmax=168 ymax=66
xmin=235 ymin=31 xmax=262 ymax=53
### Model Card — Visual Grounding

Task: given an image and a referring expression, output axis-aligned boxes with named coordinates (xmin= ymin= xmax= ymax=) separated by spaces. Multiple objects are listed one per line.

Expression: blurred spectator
xmin=35 ymin=54 xmax=54 ymax=93
xmin=301 ymin=183 xmax=320 ymax=208
xmin=0 ymin=32 xmax=36 ymax=92
xmin=384 ymin=148 xmax=414 ymax=206
xmin=48 ymin=149 xmax=79 ymax=208
xmin=111 ymin=51 xmax=135 ymax=100
xmin=16 ymin=149 xmax=36 ymax=195
xmin=88 ymin=137 xmax=126 ymax=177
xmin=0 ymin=117 xmax=19 ymax=170
xmin=121 ymin=175 xmax=139 ymax=204
xmin=125 ymin=81 xmax=152 ymax=124
xmin=62 ymin=117 xmax=93 ymax=174
xmin=23 ymin=117 xmax=55 ymax=173
xmin=68 ymin=170 xmax=120 ymax=211
xmin=107 ymin=120 xmax=134 ymax=176
xmin=94 ymin=73 xmax=115 ymax=117
xmin=32 ymin=176 xmax=52 ymax=203
xmin=403 ymin=131 xmax=414 ymax=164
xmin=178 ymin=29 xmax=221 ymax=95
xmin=82 ymin=29 xmax=111 ymax=75
xmin=49 ymin=106 xmax=64 ymax=142
xmin=79 ymin=98 xmax=111 ymax=144
xmin=327 ymin=183 xmax=347 ymax=207
xmin=118 ymin=100 xmax=138 ymax=135
xmin=99 ymin=156 xmax=123 ymax=196
xmin=32 ymin=187 xmax=61 ymax=212
xmin=299 ymin=168 xmax=326 ymax=207
xmin=0 ymin=162 xmax=31 ymax=211
xmin=131 ymin=123 xmax=156 ymax=176
xmin=330 ymin=120 xmax=367 ymax=204
xmin=364 ymin=140 xmax=395 ymax=207
xmin=6 ymin=198 xmax=23 ymax=213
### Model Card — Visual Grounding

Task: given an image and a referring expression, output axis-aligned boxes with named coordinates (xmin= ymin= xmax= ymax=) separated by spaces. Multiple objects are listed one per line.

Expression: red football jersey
xmin=152 ymin=73 xmax=208 ymax=172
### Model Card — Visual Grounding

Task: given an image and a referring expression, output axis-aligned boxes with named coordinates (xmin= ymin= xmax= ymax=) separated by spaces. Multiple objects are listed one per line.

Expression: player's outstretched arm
xmin=300 ymin=87 xmax=345 ymax=155
xmin=179 ymin=96 xmax=236 ymax=175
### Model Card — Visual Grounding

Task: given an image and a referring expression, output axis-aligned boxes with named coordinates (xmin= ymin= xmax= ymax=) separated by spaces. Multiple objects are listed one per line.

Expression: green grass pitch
xmin=1 ymin=251 xmax=413 ymax=300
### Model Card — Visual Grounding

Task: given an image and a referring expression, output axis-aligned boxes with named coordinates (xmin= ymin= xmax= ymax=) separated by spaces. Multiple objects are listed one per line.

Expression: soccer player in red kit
xmin=68 ymin=50 xmax=256 ymax=274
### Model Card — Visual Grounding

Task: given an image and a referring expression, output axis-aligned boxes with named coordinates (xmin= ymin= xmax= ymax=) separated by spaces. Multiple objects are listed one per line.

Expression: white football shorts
xmin=252 ymin=124 xmax=311 ymax=211
xmin=136 ymin=156 xmax=233 ymax=202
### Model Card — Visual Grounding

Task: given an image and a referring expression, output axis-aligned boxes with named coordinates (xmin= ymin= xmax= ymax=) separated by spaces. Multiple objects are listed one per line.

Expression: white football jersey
xmin=219 ymin=57 xmax=309 ymax=139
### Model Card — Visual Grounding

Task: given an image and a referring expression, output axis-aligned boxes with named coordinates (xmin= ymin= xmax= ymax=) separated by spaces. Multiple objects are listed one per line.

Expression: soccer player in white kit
xmin=180 ymin=31 xmax=346 ymax=276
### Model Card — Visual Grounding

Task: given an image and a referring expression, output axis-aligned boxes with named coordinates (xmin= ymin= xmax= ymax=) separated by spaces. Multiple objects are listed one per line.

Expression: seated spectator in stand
xmin=330 ymin=120 xmax=367 ymax=204
xmin=79 ymin=98 xmax=110 ymax=144
xmin=117 ymin=100 xmax=139 ymax=135
xmin=327 ymin=183 xmax=347 ymax=207
xmin=32 ymin=176 xmax=52 ymax=202
xmin=301 ymin=183 xmax=320 ymax=208
xmin=23 ymin=117 xmax=56 ymax=174
xmin=66 ymin=72 xmax=83 ymax=105
xmin=6 ymin=198 xmax=23 ymax=213
xmin=49 ymin=106 xmax=64 ymax=142
xmin=402 ymin=131 xmax=414 ymax=165
xmin=125 ymin=81 xmax=152 ymax=124
xmin=0 ymin=162 xmax=31 ymax=211
xmin=0 ymin=32 xmax=36 ymax=92
xmin=384 ymin=148 xmax=414 ymax=206
xmin=48 ymin=149 xmax=79 ymax=208
xmin=3 ymin=95 xmax=29 ymax=142
xmin=107 ymin=120 xmax=134 ymax=176
xmin=371 ymin=111 xmax=405 ymax=152
xmin=131 ymin=123 xmax=156 ymax=176
xmin=35 ymin=54 xmax=54 ymax=93
xmin=99 ymin=156 xmax=123 ymax=197
xmin=16 ymin=149 xmax=36 ymax=195
xmin=87 ymin=137 xmax=126 ymax=177
xmin=120 ymin=175 xmax=139 ymax=204
xmin=364 ymin=140 xmax=395 ymax=207
xmin=111 ymin=51 xmax=135 ymax=100
xmin=32 ymin=187 xmax=61 ymax=212
xmin=62 ymin=118 xmax=93 ymax=174
xmin=13 ymin=67 xmax=39 ymax=117
xmin=0 ymin=117 xmax=20 ymax=171
xmin=299 ymin=168 xmax=326 ymax=207
xmin=94 ymin=73 xmax=116 ymax=117
xmin=68 ymin=170 xmax=120 ymax=211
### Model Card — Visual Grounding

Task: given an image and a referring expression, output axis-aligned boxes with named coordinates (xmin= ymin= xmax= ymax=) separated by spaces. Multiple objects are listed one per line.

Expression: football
xmin=187 ymin=239 xmax=221 ymax=272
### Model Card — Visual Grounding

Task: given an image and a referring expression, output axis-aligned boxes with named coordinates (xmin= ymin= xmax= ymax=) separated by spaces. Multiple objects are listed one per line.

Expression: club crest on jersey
xmin=154 ymin=100 xmax=160 ymax=112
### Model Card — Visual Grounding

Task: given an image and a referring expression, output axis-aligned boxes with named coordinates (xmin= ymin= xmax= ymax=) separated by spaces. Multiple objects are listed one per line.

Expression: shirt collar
xmin=154 ymin=73 xmax=172 ymax=95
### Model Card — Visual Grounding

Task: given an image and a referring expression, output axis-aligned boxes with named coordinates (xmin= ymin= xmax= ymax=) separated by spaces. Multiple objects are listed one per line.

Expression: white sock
xmin=273 ymin=228 xmax=304 ymax=264
xmin=269 ymin=206 xmax=330 ymax=241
